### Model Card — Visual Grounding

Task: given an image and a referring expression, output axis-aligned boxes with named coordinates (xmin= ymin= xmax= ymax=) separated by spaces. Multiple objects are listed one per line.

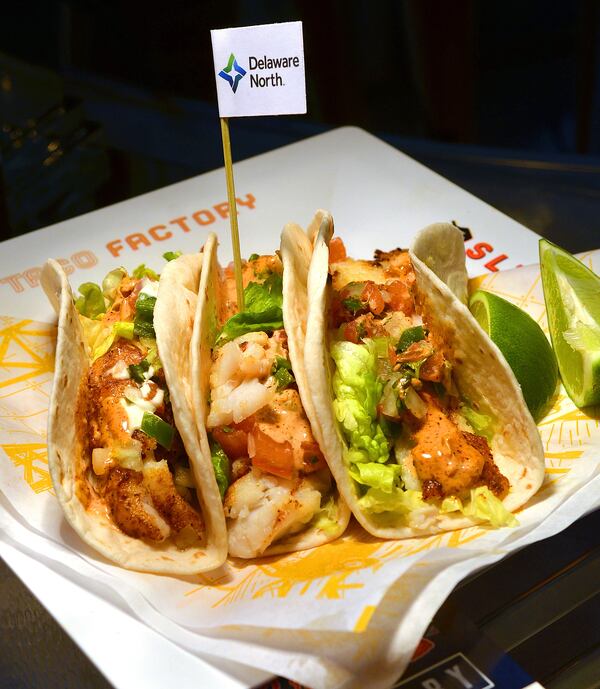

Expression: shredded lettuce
xmin=310 ymin=496 xmax=340 ymax=536
xmin=218 ymin=273 xmax=284 ymax=342
xmin=371 ymin=337 xmax=390 ymax=359
xmin=132 ymin=264 xmax=159 ymax=280
xmin=331 ymin=340 xmax=389 ymax=466
xmin=440 ymin=487 xmax=517 ymax=527
xmin=75 ymin=283 xmax=106 ymax=319
xmin=244 ymin=273 xmax=283 ymax=312
xmin=101 ymin=268 xmax=126 ymax=303
xmin=460 ymin=404 xmax=495 ymax=442
xmin=358 ymin=487 xmax=426 ymax=515
xmin=79 ymin=318 xmax=135 ymax=361
xmin=349 ymin=462 xmax=402 ymax=494
xmin=79 ymin=317 xmax=114 ymax=360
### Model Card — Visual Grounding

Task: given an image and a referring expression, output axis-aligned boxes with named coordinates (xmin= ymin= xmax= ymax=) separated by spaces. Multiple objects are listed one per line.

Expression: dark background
xmin=1 ymin=1 xmax=600 ymax=246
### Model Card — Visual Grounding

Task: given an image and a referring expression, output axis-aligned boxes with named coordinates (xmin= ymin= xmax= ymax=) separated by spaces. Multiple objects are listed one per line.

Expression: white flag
xmin=211 ymin=22 xmax=306 ymax=118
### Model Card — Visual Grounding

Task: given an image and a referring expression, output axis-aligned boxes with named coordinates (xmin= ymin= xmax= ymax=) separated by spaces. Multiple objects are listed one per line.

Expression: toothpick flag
xmin=211 ymin=21 xmax=307 ymax=311
xmin=211 ymin=22 xmax=307 ymax=118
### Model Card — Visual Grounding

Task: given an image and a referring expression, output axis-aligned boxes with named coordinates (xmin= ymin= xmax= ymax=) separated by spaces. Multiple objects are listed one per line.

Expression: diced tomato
xmin=235 ymin=415 xmax=257 ymax=434
xmin=300 ymin=441 xmax=327 ymax=473
xmin=385 ymin=280 xmax=414 ymax=315
xmin=361 ymin=281 xmax=385 ymax=315
xmin=343 ymin=315 xmax=377 ymax=343
xmin=212 ymin=426 xmax=248 ymax=460
xmin=250 ymin=426 xmax=295 ymax=479
xmin=328 ymin=237 xmax=347 ymax=264
xmin=330 ymin=295 xmax=348 ymax=328
xmin=343 ymin=320 xmax=361 ymax=344
xmin=396 ymin=340 xmax=433 ymax=363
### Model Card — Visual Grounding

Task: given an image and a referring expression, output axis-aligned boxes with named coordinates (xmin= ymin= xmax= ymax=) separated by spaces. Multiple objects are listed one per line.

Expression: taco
xmin=191 ymin=226 xmax=350 ymax=558
xmin=41 ymin=241 xmax=227 ymax=573
xmin=303 ymin=212 xmax=545 ymax=538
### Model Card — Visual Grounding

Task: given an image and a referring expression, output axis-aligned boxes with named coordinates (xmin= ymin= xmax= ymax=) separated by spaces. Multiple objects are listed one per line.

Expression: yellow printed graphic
xmin=184 ymin=522 xmax=489 ymax=608
xmin=0 ymin=319 xmax=55 ymax=389
xmin=0 ymin=317 xmax=57 ymax=495
xmin=354 ymin=605 xmax=376 ymax=632
xmin=2 ymin=443 xmax=52 ymax=493
xmin=545 ymin=450 xmax=583 ymax=460
xmin=201 ymin=531 xmax=385 ymax=607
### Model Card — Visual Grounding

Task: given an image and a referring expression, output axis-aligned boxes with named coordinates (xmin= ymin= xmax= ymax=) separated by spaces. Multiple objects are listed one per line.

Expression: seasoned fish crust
xmin=143 ymin=460 xmax=205 ymax=539
xmin=411 ymin=401 xmax=509 ymax=500
xmin=104 ymin=467 xmax=170 ymax=542
xmin=88 ymin=340 xmax=143 ymax=387
xmin=88 ymin=342 xmax=143 ymax=448
xmin=464 ymin=432 xmax=510 ymax=499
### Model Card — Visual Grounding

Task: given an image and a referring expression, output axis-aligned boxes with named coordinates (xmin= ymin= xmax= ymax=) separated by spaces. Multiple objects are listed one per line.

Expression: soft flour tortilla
xmin=304 ymin=217 xmax=545 ymax=539
xmin=190 ymin=225 xmax=350 ymax=557
xmin=42 ymin=248 xmax=227 ymax=574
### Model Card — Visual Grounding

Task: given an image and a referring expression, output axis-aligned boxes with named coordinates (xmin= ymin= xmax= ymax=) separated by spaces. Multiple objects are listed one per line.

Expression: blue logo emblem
xmin=218 ymin=53 xmax=247 ymax=93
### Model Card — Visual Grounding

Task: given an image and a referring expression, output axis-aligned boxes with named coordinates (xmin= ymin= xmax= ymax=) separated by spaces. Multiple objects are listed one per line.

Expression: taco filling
xmin=326 ymin=238 xmax=515 ymax=529
xmin=206 ymin=255 xmax=336 ymax=558
xmin=74 ymin=266 xmax=205 ymax=548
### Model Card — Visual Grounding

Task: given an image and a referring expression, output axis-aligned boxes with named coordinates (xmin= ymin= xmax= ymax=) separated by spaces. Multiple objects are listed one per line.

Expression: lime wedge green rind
xmin=539 ymin=239 xmax=600 ymax=408
xmin=469 ymin=290 xmax=558 ymax=422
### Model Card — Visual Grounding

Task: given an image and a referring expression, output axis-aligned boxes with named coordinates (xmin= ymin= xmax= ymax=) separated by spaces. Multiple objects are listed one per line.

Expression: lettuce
xmin=460 ymin=404 xmax=495 ymax=442
xmin=76 ymin=267 xmax=128 ymax=320
xmin=311 ymin=496 xmax=340 ymax=536
xmin=218 ymin=273 xmax=284 ymax=342
xmin=75 ymin=283 xmax=106 ymax=319
xmin=101 ymin=268 xmax=126 ymax=303
xmin=358 ymin=487 xmax=425 ymax=515
xmin=330 ymin=340 xmax=513 ymax=530
xmin=440 ymin=487 xmax=517 ymax=527
xmin=349 ymin=462 xmax=402 ymax=494
xmin=132 ymin=264 xmax=159 ymax=280
xmin=331 ymin=340 xmax=389 ymax=466
xmin=79 ymin=316 xmax=114 ymax=360
xmin=79 ymin=317 xmax=135 ymax=361
xmin=245 ymin=273 xmax=283 ymax=312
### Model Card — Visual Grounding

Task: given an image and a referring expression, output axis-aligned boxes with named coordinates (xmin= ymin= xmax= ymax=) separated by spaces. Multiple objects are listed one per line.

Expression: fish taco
xmin=303 ymin=212 xmax=545 ymax=538
xmin=191 ymin=224 xmax=350 ymax=558
xmin=42 ymin=240 xmax=227 ymax=573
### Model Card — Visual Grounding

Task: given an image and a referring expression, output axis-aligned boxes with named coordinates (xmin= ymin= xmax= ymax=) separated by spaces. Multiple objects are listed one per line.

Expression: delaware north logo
xmin=218 ymin=53 xmax=247 ymax=93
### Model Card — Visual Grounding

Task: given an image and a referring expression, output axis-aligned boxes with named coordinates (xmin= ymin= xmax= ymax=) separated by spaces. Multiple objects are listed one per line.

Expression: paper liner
xmin=1 ymin=252 xmax=599 ymax=689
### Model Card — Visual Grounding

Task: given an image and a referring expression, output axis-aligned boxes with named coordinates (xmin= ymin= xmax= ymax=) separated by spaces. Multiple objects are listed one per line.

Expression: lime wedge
xmin=469 ymin=290 xmax=558 ymax=421
xmin=539 ymin=239 xmax=600 ymax=408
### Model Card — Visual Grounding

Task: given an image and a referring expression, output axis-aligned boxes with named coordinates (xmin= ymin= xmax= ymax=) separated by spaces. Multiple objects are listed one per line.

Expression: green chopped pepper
xmin=141 ymin=412 xmax=174 ymax=449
